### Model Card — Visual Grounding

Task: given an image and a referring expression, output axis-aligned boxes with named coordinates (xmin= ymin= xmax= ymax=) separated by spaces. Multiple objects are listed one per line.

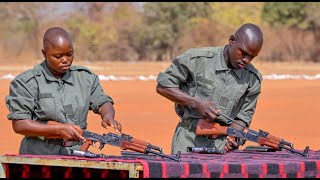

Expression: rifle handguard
xmin=120 ymin=141 xmax=146 ymax=153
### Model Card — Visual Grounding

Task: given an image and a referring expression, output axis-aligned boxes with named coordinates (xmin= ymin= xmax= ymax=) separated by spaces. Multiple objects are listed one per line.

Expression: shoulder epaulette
xmin=189 ymin=51 xmax=216 ymax=59
xmin=245 ymin=63 xmax=262 ymax=82
xmin=21 ymin=68 xmax=41 ymax=84
xmin=180 ymin=48 xmax=217 ymax=59
xmin=69 ymin=65 xmax=93 ymax=74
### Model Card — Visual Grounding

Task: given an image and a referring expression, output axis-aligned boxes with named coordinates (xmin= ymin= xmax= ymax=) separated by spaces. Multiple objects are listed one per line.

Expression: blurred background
xmin=1 ymin=2 xmax=320 ymax=64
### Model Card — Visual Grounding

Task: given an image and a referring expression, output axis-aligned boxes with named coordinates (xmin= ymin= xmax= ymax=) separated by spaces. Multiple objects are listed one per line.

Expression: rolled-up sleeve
xmin=157 ymin=55 xmax=192 ymax=88
xmin=6 ymin=78 xmax=34 ymax=120
xmin=89 ymin=74 xmax=113 ymax=113
xmin=236 ymin=78 xmax=262 ymax=127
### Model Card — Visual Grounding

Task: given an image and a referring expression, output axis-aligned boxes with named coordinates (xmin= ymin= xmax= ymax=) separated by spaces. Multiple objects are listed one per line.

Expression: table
xmin=0 ymin=155 xmax=144 ymax=178
xmin=1 ymin=149 xmax=319 ymax=178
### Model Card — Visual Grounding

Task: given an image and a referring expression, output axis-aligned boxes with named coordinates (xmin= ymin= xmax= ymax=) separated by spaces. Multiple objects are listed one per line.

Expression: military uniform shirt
xmin=5 ymin=60 xmax=113 ymax=155
xmin=157 ymin=46 xmax=262 ymax=127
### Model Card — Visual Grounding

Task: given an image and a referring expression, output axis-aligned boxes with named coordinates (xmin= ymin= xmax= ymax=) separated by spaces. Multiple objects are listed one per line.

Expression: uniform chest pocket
xmin=63 ymin=91 xmax=85 ymax=125
xmin=195 ymin=76 xmax=215 ymax=99
xmin=34 ymin=93 xmax=56 ymax=120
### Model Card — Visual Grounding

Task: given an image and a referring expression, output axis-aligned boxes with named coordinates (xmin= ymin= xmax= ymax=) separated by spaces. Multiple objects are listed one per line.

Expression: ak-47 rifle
xmin=195 ymin=113 xmax=310 ymax=157
xmin=46 ymin=121 xmax=181 ymax=162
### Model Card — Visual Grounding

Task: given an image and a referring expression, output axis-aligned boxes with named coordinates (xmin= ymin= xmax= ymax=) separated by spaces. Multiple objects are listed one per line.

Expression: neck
xmin=45 ymin=61 xmax=64 ymax=79
xmin=223 ymin=45 xmax=233 ymax=69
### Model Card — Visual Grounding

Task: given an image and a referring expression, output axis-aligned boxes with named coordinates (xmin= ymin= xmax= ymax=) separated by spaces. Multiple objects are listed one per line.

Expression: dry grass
xmin=0 ymin=60 xmax=319 ymax=76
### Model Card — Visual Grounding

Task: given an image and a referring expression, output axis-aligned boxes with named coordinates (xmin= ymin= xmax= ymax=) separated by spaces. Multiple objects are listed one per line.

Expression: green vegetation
xmin=1 ymin=2 xmax=319 ymax=62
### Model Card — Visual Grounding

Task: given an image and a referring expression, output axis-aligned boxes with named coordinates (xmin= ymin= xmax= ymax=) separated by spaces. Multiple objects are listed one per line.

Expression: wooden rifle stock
xmin=195 ymin=119 xmax=229 ymax=137
xmin=120 ymin=140 xmax=147 ymax=153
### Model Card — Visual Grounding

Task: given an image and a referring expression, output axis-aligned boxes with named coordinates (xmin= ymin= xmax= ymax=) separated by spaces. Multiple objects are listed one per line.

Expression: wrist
xmin=189 ymin=97 xmax=199 ymax=109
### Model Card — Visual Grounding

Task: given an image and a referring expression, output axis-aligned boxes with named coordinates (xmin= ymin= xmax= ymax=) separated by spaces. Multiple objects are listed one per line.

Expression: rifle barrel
xmin=220 ymin=113 xmax=248 ymax=129
xmin=280 ymin=145 xmax=310 ymax=157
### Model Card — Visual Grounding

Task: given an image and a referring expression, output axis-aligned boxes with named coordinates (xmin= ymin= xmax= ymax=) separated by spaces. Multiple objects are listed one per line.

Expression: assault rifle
xmin=195 ymin=113 xmax=310 ymax=157
xmin=46 ymin=121 xmax=181 ymax=162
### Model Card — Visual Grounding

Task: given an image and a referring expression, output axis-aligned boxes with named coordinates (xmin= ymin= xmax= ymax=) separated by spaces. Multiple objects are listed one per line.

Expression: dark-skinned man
xmin=5 ymin=27 xmax=122 ymax=155
xmin=156 ymin=23 xmax=264 ymax=154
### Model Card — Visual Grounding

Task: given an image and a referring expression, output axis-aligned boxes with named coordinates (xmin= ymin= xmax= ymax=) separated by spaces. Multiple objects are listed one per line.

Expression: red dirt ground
xmin=0 ymin=79 xmax=319 ymax=156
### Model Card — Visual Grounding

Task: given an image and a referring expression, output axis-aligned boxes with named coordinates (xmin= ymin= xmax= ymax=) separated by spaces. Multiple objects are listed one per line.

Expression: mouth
xmin=238 ymin=63 xmax=245 ymax=68
xmin=60 ymin=65 xmax=70 ymax=71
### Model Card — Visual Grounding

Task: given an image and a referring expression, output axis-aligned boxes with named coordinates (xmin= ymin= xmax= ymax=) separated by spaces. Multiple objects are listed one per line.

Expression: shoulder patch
xmin=69 ymin=65 xmax=93 ymax=74
xmin=245 ymin=63 xmax=262 ymax=82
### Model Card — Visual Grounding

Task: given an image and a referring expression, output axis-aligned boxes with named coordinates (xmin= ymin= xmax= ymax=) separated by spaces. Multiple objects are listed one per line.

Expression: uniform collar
xmin=216 ymin=46 xmax=243 ymax=80
xmin=40 ymin=60 xmax=74 ymax=84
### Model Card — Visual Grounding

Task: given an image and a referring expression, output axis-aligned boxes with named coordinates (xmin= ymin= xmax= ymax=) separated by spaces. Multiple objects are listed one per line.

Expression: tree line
xmin=0 ymin=2 xmax=319 ymax=63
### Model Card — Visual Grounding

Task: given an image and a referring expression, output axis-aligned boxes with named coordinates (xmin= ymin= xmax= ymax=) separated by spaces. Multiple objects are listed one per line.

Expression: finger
xmin=114 ymin=124 xmax=120 ymax=133
xmin=227 ymin=137 xmax=238 ymax=147
xmin=216 ymin=109 xmax=221 ymax=116
xmin=74 ymin=131 xmax=86 ymax=142
xmin=210 ymin=108 xmax=220 ymax=116
xmin=205 ymin=111 xmax=217 ymax=120
xmin=224 ymin=146 xmax=228 ymax=152
xmin=101 ymin=121 xmax=108 ymax=129
xmin=116 ymin=123 xmax=122 ymax=133
xmin=225 ymin=140 xmax=232 ymax=150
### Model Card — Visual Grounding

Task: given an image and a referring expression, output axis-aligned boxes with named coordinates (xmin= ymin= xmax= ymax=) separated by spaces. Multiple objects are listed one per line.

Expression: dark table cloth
xmin=2 ymin=149 xmax=320 ymax=178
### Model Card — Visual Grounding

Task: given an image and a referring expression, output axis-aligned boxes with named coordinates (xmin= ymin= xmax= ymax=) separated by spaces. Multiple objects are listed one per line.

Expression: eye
xmin=54 ymin=55 xmax=62 ymax=59
xmin=241 ymin=50 xmax=249 ymax=57
xmin=67 ymin=52 xmax=73 ymax=57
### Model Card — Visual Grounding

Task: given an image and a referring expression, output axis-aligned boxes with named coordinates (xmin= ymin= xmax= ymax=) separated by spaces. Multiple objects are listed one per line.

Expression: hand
xmin=58 ymin=123 xmax=86 ymax=142
xmin=101 ymin=119 xmax=122 ymax=133
xmin=224 ymin=136 xmax=239 ymax=152
xmin=195 ymin=99 xmax=221 ymax=121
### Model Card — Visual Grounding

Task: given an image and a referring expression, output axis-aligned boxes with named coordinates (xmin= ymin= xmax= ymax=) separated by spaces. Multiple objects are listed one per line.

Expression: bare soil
xmin=0 ymin=61 xmax=319 ymax=155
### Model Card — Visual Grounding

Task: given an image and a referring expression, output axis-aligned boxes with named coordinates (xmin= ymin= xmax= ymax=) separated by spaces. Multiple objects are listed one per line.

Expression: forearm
xmin=156 ymin=84 xmax=199 ymax=108
xmin=12 ymin=119 xmax=61 ymax=137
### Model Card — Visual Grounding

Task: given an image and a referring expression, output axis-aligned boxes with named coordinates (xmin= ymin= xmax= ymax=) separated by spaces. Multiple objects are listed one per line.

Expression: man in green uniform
xmin=5 ymin=27 xmax=122 ymax=155
xmin=156 ymin=23 xmax=264 ymax=154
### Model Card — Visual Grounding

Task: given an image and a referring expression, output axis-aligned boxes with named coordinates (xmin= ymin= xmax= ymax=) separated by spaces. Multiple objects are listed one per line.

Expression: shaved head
xmin=43 ymin=27 xmax=73 ymax=51
xmin=234 ymin=23 xmax=263 ymax=50
xmin=41 ymin=27 xmax=74 ymax=78
xmin=225 ymin=23 xmax=264 ymax=69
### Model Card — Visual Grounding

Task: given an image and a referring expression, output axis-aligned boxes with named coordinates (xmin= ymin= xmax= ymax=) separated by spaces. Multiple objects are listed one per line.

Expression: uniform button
xmin=208 ymin=52 xmax=213 ymax=56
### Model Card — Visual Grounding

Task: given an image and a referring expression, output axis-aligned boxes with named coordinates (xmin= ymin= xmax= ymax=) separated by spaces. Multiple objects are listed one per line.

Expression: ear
xmin=229 ymin=35 xmax=236 ymax=44
xmin=41 ymin=49 xmax=46 ymax=59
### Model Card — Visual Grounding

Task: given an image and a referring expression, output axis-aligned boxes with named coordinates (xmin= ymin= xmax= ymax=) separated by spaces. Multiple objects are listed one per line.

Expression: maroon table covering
xmin=146 ymin=150 xmax=320 ymax=178
xmin=3 ymin=150 xmax=320 ymax=178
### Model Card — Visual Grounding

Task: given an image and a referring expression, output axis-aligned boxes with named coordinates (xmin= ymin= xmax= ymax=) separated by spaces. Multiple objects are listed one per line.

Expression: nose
xmin=242 ymin=55 xmax=251 ymax=64
xmin=61 ymin=56 xmax=69 ymax=63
